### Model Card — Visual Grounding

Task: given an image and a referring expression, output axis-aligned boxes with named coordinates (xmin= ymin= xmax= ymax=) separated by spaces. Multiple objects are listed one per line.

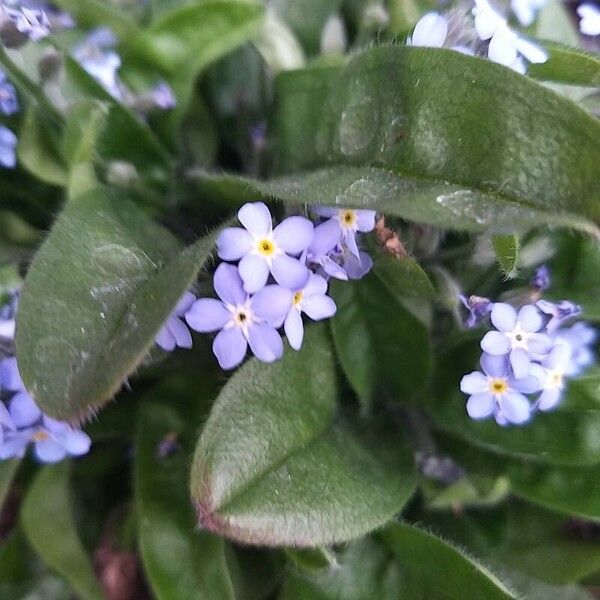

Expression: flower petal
xmin=185 ymin=299 xmax=229 ymax=332
xmin=304 ymin=273 xmax=328 ymax=297
xmin=0 ymin=402 xmax=14 ymax=430
xmin=480 ymin=353 xmax=508 ymax=377
xmin=411 ymin=12 xmax=448 ymax=48
xmin=517 ymin=305 xmax=543 ymax=332
xmin=544 ymin=343 xmax=571 ymax=370
xmin=490 ymin=302 xmax=517 ymax=332
xmin=302 ymin=295 xmax=337 ymax=320
xmin=61 ymin=430 xmax=92 ymax=455
xmin=155 ymin=325 xmax=176 ymax=351
xmin=466 ymin=392 xmax=495 ymax=419
xmin=9 ymin=391 xmax=41 ymax=428
xmin=273 ymin=216 xmax=314 ymax=255
xmin=511 ymin=373 xmax=542 ymax=394
xmin=488 ymin=30 xmax=518 ymax=66
xmin=248 ymin=323 xmax=283 ymax=363
xmin=284 ymin=309 xmax=304 ymax=351
xmin=238 ymin=202 xmax=272 ymax=235
xmin=343 ymin=230 xmax=360 ymax=259
xmin=481 ymin=331 xmax=511 ymax=355
xmin=168 ymin=317 xmax=192 ymax=349
xmin=537 ymin=388 xmax=562 ymax=411
xmin=271 ymin=254 xmax=310 ymax=291
xmin=498 ymin=391 xmax=530 ymax=424
xmin=174 ymin=291 xmax=196 ymax=315
xmin=515 ymin=36 xmax=548 ymax=64
xmin=344 ymin=251 xmax=372 ymax=280
xmin=239 ymin=253 xmax=270 ymax=293
xmin=34 ymin=438 xmax=67 ymax=463
xmin=0 ymin=356 xmax=23 ymax=391
xmin=356 ymin=210 xmax=377 ymax=232
xmin=216 ymin=227 xmax=253 ymax=261
xmin=309 ymin=218 xmax=341 ymax=257
xmin=509 ymin=347 xmax=531 ymax=379
xmin=460 ymin=371 xmax=488 ymax=394
xmin=214 ymin=262 xmax=246 ymax=305
xmin=213 ymin=327 xmax=247 ymax=370
xmin=251 ymin=285 xmax=293 ymax=324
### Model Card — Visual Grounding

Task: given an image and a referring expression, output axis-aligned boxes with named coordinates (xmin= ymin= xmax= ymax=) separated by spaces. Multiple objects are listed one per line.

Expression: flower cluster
xmin=0 ymin=294 xmax=91 ymax=463
xmin=460 ymin=266 xmax=595 ymax=426
xmin=155 ymin=202 xmax=376 ymax=370
xmin=408 ymin=0 xmax=549 ymax=74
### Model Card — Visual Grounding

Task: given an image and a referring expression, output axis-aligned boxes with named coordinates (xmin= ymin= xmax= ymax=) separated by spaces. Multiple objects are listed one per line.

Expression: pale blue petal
xmin=185 ymin=299 xmax=230 ymax=333
xmin=537 ymin=388 xmax=562 ymax=411
xmin=460 ymin=371 xmax=488 ymax=394
xmin=167 ymin=317 xmax=192 ymax=348
xmin=0 ymin=402 xmax=14 ymax=430
xmin=273 ymin=216 xmax=314 ymax=254
xmin=9 ymin=391 xmax=41 ymax=428
xmin=481 ymin=331 xmax=510 ymax=355
xmin=248 ymin=323 xmax=283 ymax=363
xmin=321 ymin=256 xmax=348 ymax=280
xmin=239 ymin=253 xmax=270 ymax=293
xmin=509 ymin=347 xmax=531 ymax=379
xmin=466 ymin=392 xmax=495 ymax=419
xmin=498 ymin=391 xmax=530 ymax=424
xmin=517 ymin=305 xmax=543 ymax=332
xmin=34 ymin=437 xmax=67 ymax=463
xmin=344 ymin=250 xmax=372 ymax=280
xmin=528 ymin=332 xmax=552 ymax=355
xmin=302 ymin=295 xmax=336 ymax=320
xmin=356 ymin=210 xmax=377 ymax=232
xmin=238 ymin=202 xmax=272 ymax=235
xmin=155 ymin=325 xmax=175 ymax=351
xmin=315 ymin=207 xmax=337 ymax=218
xmin=543 ymin=343 xmax=571 ymax=370
xmin=251 ymin=285 xmax=293 ymax=324
xmin=490 ymin=303 xmax=516 ymax=332
xmin=213 ymin=327 xmax=247 ymax=370
xmin=214 ymin=262 xmax=246 ymax=305
xmin=0 ymin=357 xmax=23 ymax=391
xmin=411 ymin=12 xmax=448 ymax=47
xmin=271 ymin=254 xmax=310 ymax=291
xmin=511 ymin=374 xmax=542 ymax=394
xmin=284 ymin=310 xmax=304 ymax=351
xmin=480 ymin=353 xmax=508 ymax=377
xmin=217 ymin=227 xmax=253 ymax=261
xmin=304 ymin=273 xmax=328 ymax=297
xmin=61 ymin=429 xmax=92 ymax=455
xmin=309 ymin=219 xmax=341 ymax=257
xmin=174 ymin=291 xmax=196 ymax=315
xmin=343 ymin=231 xmax=360 ymax=259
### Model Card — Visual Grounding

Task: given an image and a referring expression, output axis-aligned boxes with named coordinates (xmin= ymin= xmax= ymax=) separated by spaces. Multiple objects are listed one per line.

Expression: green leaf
xmin=380 ymin=522 xmax=516 ymax=599
xmin=189 ymin=166 xmax=600 ymax=237
xmin=267 ymin=47 xmax=600 ymax=231
xmin=492 ymin=234 xmax=520 ymax=279
xmin=132 ymin=1 xmax=264 ymax=74
xmin=329 ymin=271 xmax=431 ymax=412
xmin=20 ymin=463 xmax=104 ymax=600
xmin=17 ymin=108 xmax=67 ymax=187
xmin=0 ymin=459 xmax=19 ymax=512
xmin=136 ymin=401 xmax=235 ymax=600
xmin=529 ymin=43 xmax=600 ymax=87
xmin=16 ymin=187 xmax=217 ymax=420
xmin=191 ymin=325 xmax=417 ymax=546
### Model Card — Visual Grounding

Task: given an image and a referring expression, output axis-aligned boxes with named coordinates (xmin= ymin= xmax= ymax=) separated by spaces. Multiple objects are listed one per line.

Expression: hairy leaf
xmin=530 ymin=43 xmax=600 ymax=87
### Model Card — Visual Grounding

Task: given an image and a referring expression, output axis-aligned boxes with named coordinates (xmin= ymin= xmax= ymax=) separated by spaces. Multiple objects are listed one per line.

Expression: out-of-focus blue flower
xmin=0 ymin=125 xmax=17 ymax=168
xmin=185 ymin=263 xmax=290 ymax=369
xmin=0 ymin=356 xmax=22 ymax=390
xmin=578 ymin=3 xmax=600 ymax=36
xmin=460 ymin=353 xmax=541 ymax=425
xmin=529 ymin=342 xmax=572 ymax=411
xmin=72 ymin=28 xmax=123 ymax=99
xmin=0 ymin=2 xmax=50 ymax=45
xmin=555 ymin=322 xmax=596 ymax=376
xmin=149 ymin=82 xmax=176 ymax=110
xmin=0 ymin=70 xmax=18 ymax=115
xmin=530 ymin=264 xmax=550 ymax=292
xmin=155 ymin=291 xmax=195 ymax=352
xmin=459 ymin=294 xmax=493 ymax=328
xmin=217 ymin=202 xmax=314 ymax=293
xmin=480 ymin=302 xmax=552 ymax=378
xmin=536 ymin=299 xmax=581 ymax=333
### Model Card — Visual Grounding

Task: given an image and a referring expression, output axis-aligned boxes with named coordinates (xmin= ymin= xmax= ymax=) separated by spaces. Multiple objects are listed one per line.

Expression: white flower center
xmin=337 ymin=209 xmax=357 ymax=231
xmin=507 ymin=323 xmax=531 ymax=349
xmin=226 ymin=302 xmax=255 ymax=336
xmin=547 ymin=369 xmax=564 ymax=390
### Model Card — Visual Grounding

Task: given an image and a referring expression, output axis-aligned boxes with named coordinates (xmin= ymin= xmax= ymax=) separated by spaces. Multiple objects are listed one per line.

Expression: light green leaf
xmin=536 ymin=0 xmax=580 ymax=46
xmin=380 ymin=522 xmax=516 ymax=599
xmin=136 ymin=401 xmax=235 ymax=600
xmin=530 ymin=43 xmax=600 ymax=86
xmin=492 ymin=234 xmax=520 ymax=279
xmin=20 ymin=463 xmax=104 ymax=600
xmin=329 ymin=271 xmax=431 ymax=412
xmin=267 ymin=47 xmax=600 ymax=232
xmin=16 ymin=187 xmax=217 ymax=420
xmin=191 ymin=325 xmax=417 ymax=547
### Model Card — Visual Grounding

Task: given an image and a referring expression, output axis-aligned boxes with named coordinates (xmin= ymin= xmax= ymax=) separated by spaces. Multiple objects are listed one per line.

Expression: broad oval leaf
xmin=20 ymin=463 xmax=104 ymax=600
xmin=136 ymin=401 xmax=235 ymax=600
xmin=16 ymin=187 xmax=217 ymax=420
xmin=329 ymin=269 xmax=431 ymax=413
xmin=268 ymin=47 xmax=600 ymax=232
xmin=381 ymin=522 xmax=516 ymax=599
xmin=191 ymin=325 xmax=417 ymax=547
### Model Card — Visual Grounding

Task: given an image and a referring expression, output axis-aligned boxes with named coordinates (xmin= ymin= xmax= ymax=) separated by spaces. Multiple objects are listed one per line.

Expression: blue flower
xmin=0 ymin=70 xmax=18 ymax=115
xmin=555 ymin=322 xmax=596 ymax=376
xmin=459 ymin=294 xmax=493 ymax=328
xmin=536 ymin=299 xmax=581 ymax=333
xmin=460 ymin=353 xmax=541 ymax=425
xmin=0 ymin=125 xmax=17 ymax=168
xmin=0 ymin=4 xmax=50 ymax=46
xmin=185 ymin=263 xmax=290 ymax=369
xmin=480 ymin=302 xmax=552 ymax=378
xmin=217 ymin=202 xmax=314 ymax=293
xmin=529 ymin=342 xmax=572 ymax=412
xmin=155 ymin=291 xmax=195 ymax=352
xmin=530 ymin=264 xmax=550 ymax=292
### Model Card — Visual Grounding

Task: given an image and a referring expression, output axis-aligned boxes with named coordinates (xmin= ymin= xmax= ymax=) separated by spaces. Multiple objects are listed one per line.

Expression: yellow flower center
xmin=32 ymin=430 xmax=49 ymax=442
xmin=550 ymin=370 xmax=563 ymax=388
xmin=339 ymin=210 xmax=356 ymax=228
xmin=257 ymin=238 xmax=276 ymax=256
xmin=489 ymin=378 xmax=508 ymax=395
xmin=292 ymin=291 xmax=303 ymax=306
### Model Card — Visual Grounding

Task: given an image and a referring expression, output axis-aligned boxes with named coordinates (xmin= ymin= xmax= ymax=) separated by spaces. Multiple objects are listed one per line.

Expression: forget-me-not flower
xmin=0 ymin=70 xmax=18 ymax=115
xmin=217 ymin=202 xmax=314 ymax=293
xmin=460 ymin=353 xmax=541 ymax=424
xmin=0 ymin=125 xmax=17 ymax=168
xmin=185 ymin=263 xmax=290 ymax=369
xmin=459 ymin=294 xmax=493 ymax=328
xmin=555 ymin=322 xmax=596 ymax=376
xmin=155 ymin=291 xmax=195 ymax=352
xmin=480 ymin=302 xmax=552 ymax=378
xmin=578 ymin=3 xmax=600 ymax=36
xmin=536 ymin=299 xmax=581 ymax=333
xmin=530 ymin=264 xmax=550 ymax=292
xmin=529 ymin=342 xmax=572 ymax=411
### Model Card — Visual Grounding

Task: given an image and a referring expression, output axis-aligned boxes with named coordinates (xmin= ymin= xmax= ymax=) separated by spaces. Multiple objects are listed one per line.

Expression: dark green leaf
xmin=191 ymin=325 xmax=417 ymax=546
xmin=16 ymin=187 xmax=217 ymax=420
xmin=380 ymin=522 xmax=516 ymax=599
xmin=330 ymin=271 xmax=431 ymax=412
xmin=492 ymin=234 xmax=520 ymax=279
xmin=0 ymin=459 xmax=19 ymax=512
xmin=20 ymin=463 xmax=104 ymax=600
xmin=530 ymin=43 xmax=600 ymax=87
xmin=136 ymin=401 xmax=235 ymax=600
xmin=268 ymin=47 xmax=600 ymax=231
